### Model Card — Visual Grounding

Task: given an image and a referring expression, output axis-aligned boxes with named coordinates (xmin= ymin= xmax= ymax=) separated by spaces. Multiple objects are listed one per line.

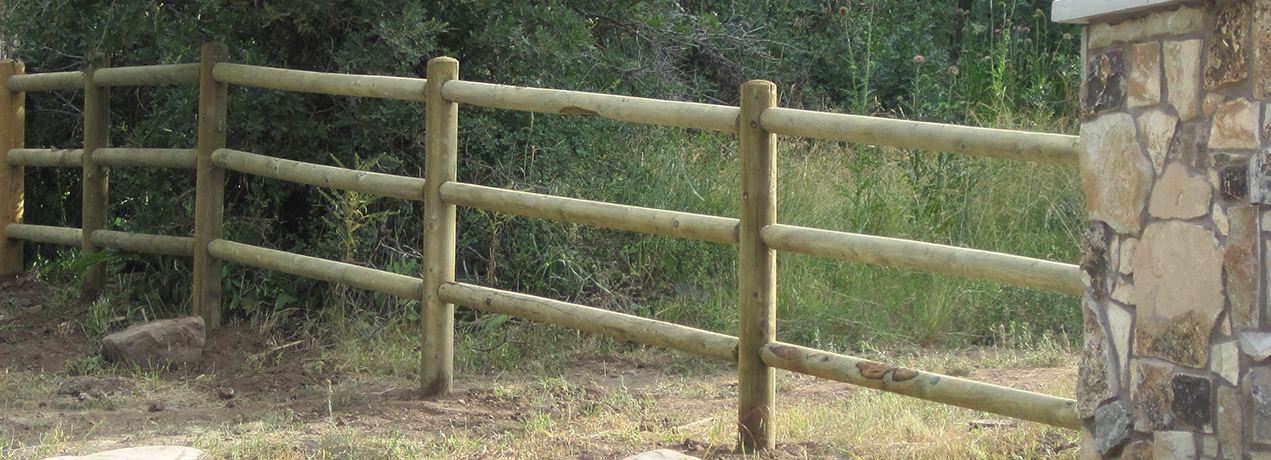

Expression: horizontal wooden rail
xmin=213 ymin=63 xmax=427 ymax=101
xmin=207 ymin=239 xmax=422 ymax=300
xmin=3 ymin=224 xmax=82 ymax=246
xmin=759 ymin=108 xmax=1080 ymax=165
xmin=93 ymin=64 xmax=200 ymax=87
xmin=8 ymin=71 xmax=84 ymax=92
xmin=213 ymin=149 xmax=425 ymax=201
xmin=440 ymin=182 xmax=740 ymax=245
xmin=94 ymin=148 xmax=197 ymax=169
xmin=442 ymin=80 xmax=740 ymax=133
xmin=761 ymin=342 xmax=1080 ymax=429
xmin=7 ymin=149 xmax=83 ymax=167
xmin=760 ymin=223 xmax=1083 ymax=296
xmin=90 ymin=230 xmax=194 ymax=257
xmin=438 ymin=282 xmax=739 ymax=363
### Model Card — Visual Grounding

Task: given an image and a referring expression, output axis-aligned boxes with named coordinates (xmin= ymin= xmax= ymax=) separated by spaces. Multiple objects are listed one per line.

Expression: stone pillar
xmin=1059 ymin=1 xmax=1271 ymax=458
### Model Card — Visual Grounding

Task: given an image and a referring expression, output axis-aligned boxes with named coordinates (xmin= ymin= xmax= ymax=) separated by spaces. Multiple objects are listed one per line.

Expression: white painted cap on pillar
xmin=1052 ymin=0 xmax=1189 ymax=23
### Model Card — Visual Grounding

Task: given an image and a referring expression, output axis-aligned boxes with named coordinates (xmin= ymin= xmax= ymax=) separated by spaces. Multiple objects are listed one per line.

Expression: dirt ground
xmin=0 ymin=277 xmax=1080 ymax=459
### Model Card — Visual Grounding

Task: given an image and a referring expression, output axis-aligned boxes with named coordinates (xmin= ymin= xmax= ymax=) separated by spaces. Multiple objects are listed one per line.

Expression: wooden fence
xmin=0 ymin=43 xmax=1084 ymax=451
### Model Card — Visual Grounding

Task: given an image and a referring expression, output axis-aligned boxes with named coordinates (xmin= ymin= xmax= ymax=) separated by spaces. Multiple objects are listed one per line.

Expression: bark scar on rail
xmin=559 ymin=106 xmax=599 ymax=116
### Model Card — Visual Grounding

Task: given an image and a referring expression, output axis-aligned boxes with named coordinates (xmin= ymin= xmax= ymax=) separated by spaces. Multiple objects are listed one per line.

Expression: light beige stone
xmin=1200 ymin=434 xmax=1217 ymax=457
xmin=43 ymin=446 xmax=211 ymax=460
xmin=1081 ymin=114 xmax=1154 ymax=234
xmin=1218 ymin=385 xmax=1244 ymax=460
xmin=1118 ymin=237 xmax=1137 ymax=275
xmin=1112 ymin=278 xmax=1136 ymax=305
xmin=1256 ymin=0 xmax=1271 ymax=98
xmin=1211 ymin=340 xmax=1239 ymax=385
xmin=1129 ymin=41 xmax=1162 ymax=108
xmin=1153 ymin=430 xmax=1196 ymax=460
xmin=1080 ymin=429 xmax=1098 ymax=460
xmin=1088 ymin=6 xmax=1208 ymax=49
xmin=1264 ymin=209 xmax=1271 ymax=232
xmin=1204 ymin=92 xmax=1225 ymax=116
xmin=1137 ymin=109 xmax=1177 ymax=174
xmin=1228 ymin=206 xmax=1260 ymax=330
xmin=621 ymin=450 xmax=701 ymax=460
xmin=1165 ymin=40 xmax=1204 ymax=121
xmin=1148 ymin=163 xmax=1212 ymax=219
xmin=1133 ymin=221 xmax=1224 ymax=367
xmin=1216 ymin=203 xmax=1230 ymax=235
xmin=1107 ymin=303 xmax=1133 ymax=381
xmin=1210 ymin=98 xmax=1262 ymax=150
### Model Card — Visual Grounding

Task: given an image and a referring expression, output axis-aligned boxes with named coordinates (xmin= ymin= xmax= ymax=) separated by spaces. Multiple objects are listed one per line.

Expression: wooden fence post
xmin=194 ymin=42 xmax=229 ymax=328
xmin=737 ymin=79 xmax=777 ymax=452
xmin=0 ymin=61 xmax=24 ymax=278
xmin=81 ymin=59 xmax=109 ymax=300
xmin=421 ymin=57 xmax=458 ymax=396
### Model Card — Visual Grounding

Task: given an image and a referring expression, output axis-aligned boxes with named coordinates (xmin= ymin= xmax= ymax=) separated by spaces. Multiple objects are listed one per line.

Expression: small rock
xmin=225 ymin=400 xmax=236 ymax=409
xmin=101 ymin=317 xmax=205 ymax=370
xmin=57 ymin=376 xmax=135 ymax=398
xmin=146 ymin=401 xmax=165 ymax=412
xmin=1095 ymin=400 xmax=1132 ymax=455
xmin=621 ymin=450 xmax=701 ymax=460
xmin=217 ymin=387 xmax=235 ymax=400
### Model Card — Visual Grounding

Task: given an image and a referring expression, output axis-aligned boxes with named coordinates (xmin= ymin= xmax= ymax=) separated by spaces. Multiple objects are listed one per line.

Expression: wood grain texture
xmin=93 ymin=64 xmax=199 ymax=87
xmin=0 ymin=61 xmax=23 ymax=277
xmin=214 ymin=148 xmax=424 ymax=201
xmin=81 ymin=61 xmax=109 ymax=300
xmin=421 ymin=57 xmax=459 ymax=397
xmin=193 ymin=43 xmax=229 ymax=329
xmin=737 ymin=80 xmax=777 ymax=452
xmin=214 ymin=63 xmax=426 ymax=101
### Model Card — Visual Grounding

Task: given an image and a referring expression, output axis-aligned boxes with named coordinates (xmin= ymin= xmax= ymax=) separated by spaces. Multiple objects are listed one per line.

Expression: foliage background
xmin=1 ymin=0 xmax=1084 ymax=351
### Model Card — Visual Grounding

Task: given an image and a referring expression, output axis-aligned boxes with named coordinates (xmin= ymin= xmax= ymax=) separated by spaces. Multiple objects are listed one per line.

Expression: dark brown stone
xmin=1121 ymin=440 xmax=1153 ymax=460
xmin=1081 ymin=222 xmax=1111 ymax=299
xmin=1135 ymin=360 xmax=1175 ymax=432
xmin=1086 ymin=51 xmax=1127 ymax=116
xmin=1222 ymin=163 xmax=1250 ymax=202
xmin=1227 ymin=206 xmax=1260 ymax=330
xmin=1136 ymin=311 xmax=1212 ymax=368
xmin=1206 ymin=2 xmax=1251 ymax=90
xmin=1171 ymin=374 xmax=1213 ymax=432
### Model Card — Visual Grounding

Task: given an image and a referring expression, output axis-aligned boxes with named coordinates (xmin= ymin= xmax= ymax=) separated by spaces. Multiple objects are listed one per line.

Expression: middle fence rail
xmin=0 ymin=43 xmax=1085 ymax=451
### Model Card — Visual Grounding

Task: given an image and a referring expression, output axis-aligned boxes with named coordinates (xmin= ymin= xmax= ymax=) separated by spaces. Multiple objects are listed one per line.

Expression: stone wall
xmin=1077 ymin=1 xmax=1271 ymax=459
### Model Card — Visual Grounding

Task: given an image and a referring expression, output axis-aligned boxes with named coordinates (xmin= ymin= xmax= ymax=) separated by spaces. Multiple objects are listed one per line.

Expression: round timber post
xmin=0 ymin=60 xmax=24 ymax=278
xmin=738 ymin=79 xmax=778 ymax=452
xmin=81 ymin=57 xmax=109 ymax=300
xmin=194 ymin=42 xmax=229 ymax=329
xmin=421 ymin=56 xmax=458 ymax=397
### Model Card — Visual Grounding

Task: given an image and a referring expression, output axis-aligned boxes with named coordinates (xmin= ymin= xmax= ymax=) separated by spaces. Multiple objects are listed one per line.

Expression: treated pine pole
xmin=737 ymin=79 xmax=778 ymax=452
xmin=81 ymin=60 xmax=109 ymax=300
xmin=421 ymin=56 xmax=458 ymax=397
xmin=193 ymin=42 xmax=229 ymax=329
xmin=0 ymin=61 xmax=24 ymax=278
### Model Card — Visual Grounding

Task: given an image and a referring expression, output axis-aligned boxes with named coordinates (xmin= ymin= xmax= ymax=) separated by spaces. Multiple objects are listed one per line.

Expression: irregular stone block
xmin=101 ymin=316 xmax=205 ymax=369
xmin=1079 ymin=298 xmax=1114 ymax=418
xmin=1153 ymin=430 xmax=1196 ymax=460
xmin=1149 ymin=163 xmax=1212 ymax=219
xmin=41 ymin=446 xmax=211 ymax=460
xmin=1215 ymin=203 xmax=1230 ymax=235
xmin=1200 ymin=434 xmax=1217 ymax=457
xmin=1169 ymin=120 xmax=1209 ymax=169
xmin=1253 ymin=148 xmax=1271 ymax=204
xmin=1227 ymin=206 xmax=1260 ymax=330
xmin=1206 ymin=2 xmax=1251 ymax=90
xmin=1107 ymin=303 xmax=1133 ymax=385
xmin=1086 ymin=51 xmax=1127 ymax=116
xmin=1121 ymin=440 xmax=1152 ymax=460
xmin=1081 ymin=223 xmax=1112 ymax=299
xmin=1133 ymin=221 xmax=1225 ymax=368
xmin=1111 ymin=278 xmax=1135 ymax=305
xmin=621 ymin=450 xmax=701 ymax=460
xmin=1256 ymin=0 xmax=1271 ymax=98
xmin=1205 ymin=92 xmax=1225 ymax=116
xmin=1081 ymin=115 xmax=1154 ymax=234
xmin=1129 ymin=41 xmax=1162 ymax=108
xmin=1088 ymin=6 xmax=1208 ymax=49
xmin=1210 ymin=98 xmax=1261 ymax=150
xmin=1171 ymin=374 xmax=1213 ymax=432
xmin=1212 ymin=340 xmax=1241 ymax=386
xmin=1118 ymin=237 xmax=1137 ymax=275
xmin=1242 ymin=332 xmax=1271 ymax=361
xmin=1137 ymin=109 xmax=1178 ymax=174
xmin=1165 ymin=40 xmax=1204 ymax=121
xmin=1249 ymin=367 xmax=1271 ymax=445
xmin=1081 ymin=429 xmax=1098 ymax=460
xmin=1222 ymin=163 xmax=1250 ymax=202
xmin=1135 ymin=359 xmax=1176 ymax=432
xmin=1095 ymin=400 xmax=1132 ymax=455
xmin=1218 ymin=385 xmax=1243 ymax=459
